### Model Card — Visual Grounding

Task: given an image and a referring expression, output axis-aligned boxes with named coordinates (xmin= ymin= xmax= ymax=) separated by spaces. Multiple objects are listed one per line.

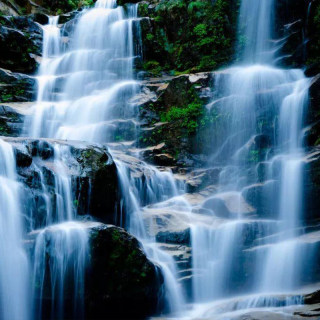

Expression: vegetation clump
xmin=139 ymin=0 xmax=238 ymax=74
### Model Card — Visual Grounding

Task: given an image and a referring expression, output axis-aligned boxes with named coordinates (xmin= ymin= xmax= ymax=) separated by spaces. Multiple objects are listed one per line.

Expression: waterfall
xmin=0 ymin=0 xmax=312 ymax=317
xmin=191 ymin=0 xmax=310 ymax=310
xmin=32 ymin=222 xmax=88 ymax=320
xmin=0 ymin=140 xmax=30 ymax=320
xmin=24 ymin=0 xmax=186 ymax=316
xmin=238 ymin=0 xmax=275 ymax=63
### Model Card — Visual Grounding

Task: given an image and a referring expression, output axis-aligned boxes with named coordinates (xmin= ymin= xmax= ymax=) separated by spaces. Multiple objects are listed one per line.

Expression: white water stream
xmin=25 ymin=0 xmax=185 ymax=317
xmin=0 ymin=0 xmax=314 ymax=319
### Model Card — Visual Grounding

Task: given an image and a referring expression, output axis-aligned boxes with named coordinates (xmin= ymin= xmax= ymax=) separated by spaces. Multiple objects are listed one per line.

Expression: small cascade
xmin=115 ymin=159 xmax=186 ymax=313
xmin=26 ymin=0 xmax=141 ymax=142
xmin=32 ymin=222 xmax=88 ymax=320
xmin=0 ymin=140 xmax=30 ymax=320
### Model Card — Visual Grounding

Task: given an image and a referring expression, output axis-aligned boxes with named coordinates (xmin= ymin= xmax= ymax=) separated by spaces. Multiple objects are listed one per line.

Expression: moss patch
xmin=139 ymin=0 xmax=238 ymax=74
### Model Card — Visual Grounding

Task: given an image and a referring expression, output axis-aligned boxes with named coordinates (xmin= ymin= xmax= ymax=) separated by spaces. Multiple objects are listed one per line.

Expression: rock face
xmin=3 ymin=137 xmax=119 ymax=227
xmin=72 ymin=144 xmax=119 ymax=223
xmin=0 ymin=16 xmax=42 ymax=73
xmin=137 ymin=72 xmax=214 ymax=167
xmin=305 ymin=75 xmax=320 ymax=147
xmin=0 ymin=68 xmax=36 ymax=103
xmin=86 ymin=223 xmax=164 ymax=319
xmin=137 ymin=0 xmax=238 ymax=74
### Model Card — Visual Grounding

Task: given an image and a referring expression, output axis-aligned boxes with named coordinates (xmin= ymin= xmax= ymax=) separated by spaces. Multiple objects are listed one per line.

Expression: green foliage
xmin=160 ymin=102 xmax=203 ymax=133
xmin=139 ymin=0 xmax=238 ymax=73
xmin=143 ymin=60 xmax=162 ymax=76
xmin=159 ymin=85 xmax=216 ymax=134
xmin=138 ymin=2 xmax=148 ymax=17
xmin=42 ymin=0 xmax=94 ymax=14
xmin=193 ymin=23 xmax=207 ymax=37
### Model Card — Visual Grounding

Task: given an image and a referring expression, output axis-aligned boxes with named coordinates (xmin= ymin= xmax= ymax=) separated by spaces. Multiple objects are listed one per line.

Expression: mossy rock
xmin=0 ymin=26 xmax=38 ymax=73
xmin=86 ymin=224 xmax=164 ymax=318
xmin=71 ymin=145 xmax=119 ymax=224
xmin=138 ymin=0 xmax=238 ymax=74
xmin=0 ymin=68 xmax=37 ymax=103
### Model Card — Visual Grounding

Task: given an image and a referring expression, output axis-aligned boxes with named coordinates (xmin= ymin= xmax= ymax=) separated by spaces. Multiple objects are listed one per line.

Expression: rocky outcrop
xmin=303 ymin=148 xmax=320 ymax=222
xmin=0 ymin=102 xmax=32 ymax=136
xmin=86 ymin=223 xmax=164 ymax=318
xmin=0 ymin=16 xmax=43 ymax=73
xmin=0 ymin=68 xmax=36 ymax=103
xmin=304 ymin=74 xmax=320 ymax=146
xmin=72 ymin=143 xmax=119 ymax=223
xmin=138 ymin=0 xmax=238 ymax=74
xmin=28 ymin=222 xmax=164 ymax=319
xmin=137 ymin=72 xmax=214 ymax=167
xmin=3 ymin=137 xmax=119 ymax=226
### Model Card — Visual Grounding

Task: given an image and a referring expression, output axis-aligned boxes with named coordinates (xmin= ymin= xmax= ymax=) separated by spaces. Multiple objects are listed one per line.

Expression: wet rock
xmin=304 ymin=74 xmax=320 ymax=146
xmin=28 ymin=13 xmax=49 ymax=25
xmin=160 ymin=73 xmax=212 ymax=108
xmin=156 ymin=229 xmax=190 ymax=245
xmin=235 ymin=135 xmax=272 ymax=165
xmin=186 ymin=167 xmax=221 ymax=193
xmin=58 ymin=10 xmax=80 ymax=24
xmin=30 ymin=140 xmax=54 ymax=159
xmin=303 ymin=148 xmax=320 ymax=222
xmin=86 ymin=223 xmax=164 ymax=319
xmin=0 ymin=15 xmax=43 ymax=75
xmin=152 ymin=153 xmax=175 ymax=166
xmin=0 ymin=26 xmax=38 ymax=73
xmin=0 ymin=102 xmax=30 ymax=136
xmin=305 ymin=289 xmax=320 ymax=304
xmin=157 ymin=242 xmax=192 ymax=295
xmin=203 ymin=192 xmax=256 ymax=219
xmin=143 ymin=207 xmax=191 ymax=245
xmin=2 ymin=138 xmax=119 ymax=226
xmin=242 ymin=181 xmax=280 ymax=219
xmin=71 ymin=145 xmax=118 ymax=223
xmin=0 ymin=1 xmax=19 ymax=15
xmin=15 ymin=144 xmax=32 ymax=167
xmin=27 ymin=222 xmax=164 ymax=319
xmin=0 ymin=68 xmax=36 ymax=103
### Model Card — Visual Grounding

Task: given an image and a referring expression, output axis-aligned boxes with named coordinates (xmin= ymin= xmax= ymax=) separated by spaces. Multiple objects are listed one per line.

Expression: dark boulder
xmin=242 ymin=180 xmax=280 ymax=219
xmin=0 ymin=68 xmax=37 ymax=103
xmin=0 ymin=15 xmax=43 ymax=75
xmin=71 ymin=145 xmax=119 ymax=223
xmin=137 ymin=72 xmax=214 ymax=166
xmin=27 ymin=222 xmax=164 ymax=320
xmin=0 ymin=26 xmax=38 ymax=73
xmin=303 ymin=148 xmax=320 ymax=222
xmin=2 ymin=137 xmax=119 ymax=227
xmin=305 ymin=289 xmax=320 ymax=305
xmin=86 ymin=223 xmax=164 ymax=319
xmin=304 ymin=74 xmax=320 ymax=146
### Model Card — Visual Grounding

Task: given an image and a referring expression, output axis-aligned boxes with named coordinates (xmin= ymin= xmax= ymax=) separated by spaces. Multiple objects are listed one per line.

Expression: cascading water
xmin=0 ymin=140 xmax=30 ymax=320
xmin=24 ymin=0 xmax=186 ymax=317
xmin=32 ymin=222 xmax=88 ymax=320
xmin=0 ymin=0 xmax=313 ymax=317
xmin=190 ymin=0 xmax=311 ymax=313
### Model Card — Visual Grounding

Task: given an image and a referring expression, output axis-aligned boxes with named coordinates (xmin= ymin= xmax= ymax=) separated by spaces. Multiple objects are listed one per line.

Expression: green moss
xmin=160 ymin=102 xmax=202 ymax=133
xmin=139 ymin=0 xmax=238 ymax=74
xmin=138 ymin=2 xmax=149 ymax=16
xmin=42 ymin=0 xmax=94 ymax=14
xmin=143 ymin=60 xmax=162 ymax=76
